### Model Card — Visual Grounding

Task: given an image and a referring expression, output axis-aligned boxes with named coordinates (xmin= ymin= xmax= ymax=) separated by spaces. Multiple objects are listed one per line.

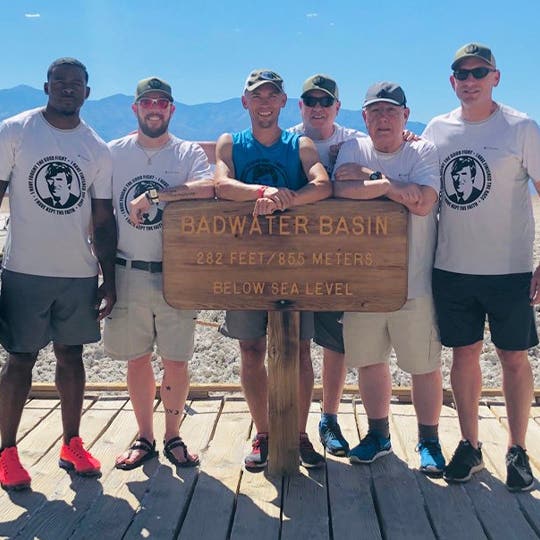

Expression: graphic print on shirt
xmin=118 ymin=174 xmax=168 ymax=231
xmin=240 ymin=159 xmax=289 ymax=187
xmin=28 ymin=157 xmax=85 ymax=215
xmin=441 ymin=151 xmax=492 ymax=210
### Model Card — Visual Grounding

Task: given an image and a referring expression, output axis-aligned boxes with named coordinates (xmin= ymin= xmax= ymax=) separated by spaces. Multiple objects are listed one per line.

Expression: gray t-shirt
xmin=108 ymin=133 xmax=211 ymax=261
xmin=0 ymin=108 xmax=112 ymax=277
xmin=423 ymin=103 xmax=540 ymax=275
xmin=335 ymin=137 xmax=440 ymax=298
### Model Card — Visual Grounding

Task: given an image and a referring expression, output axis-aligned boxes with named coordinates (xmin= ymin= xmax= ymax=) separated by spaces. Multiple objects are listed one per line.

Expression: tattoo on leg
xmin=165 ymin=385 xmax=171 ymax=391
xmin=165 ymin=408 xmax=180 ymax=415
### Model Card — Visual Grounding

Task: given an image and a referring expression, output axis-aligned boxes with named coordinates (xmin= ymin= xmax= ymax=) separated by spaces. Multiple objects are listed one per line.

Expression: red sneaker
xmin=59 ymin=437 xmax=101 ymax=477
xmin=0 ymin=446 xmax=31 ymax=491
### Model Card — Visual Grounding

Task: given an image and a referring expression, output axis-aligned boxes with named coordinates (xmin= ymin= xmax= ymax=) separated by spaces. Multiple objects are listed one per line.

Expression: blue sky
xmin=1 ymin=0 xmax=539 ymax=123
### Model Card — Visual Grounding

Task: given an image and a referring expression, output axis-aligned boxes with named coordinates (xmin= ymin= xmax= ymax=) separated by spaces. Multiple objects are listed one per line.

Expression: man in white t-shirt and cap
xmin=107 ymin=76 xmax=214 ymax=470
xmin=0 ymin=57 xmax=117 ymax=490
xmin=289 ymin=74 xmax=366 ymax=457
xmin=333 ymin=81 xmax=445 ymax=475
xmin=423 ymin=43 xmax=540 ymax=491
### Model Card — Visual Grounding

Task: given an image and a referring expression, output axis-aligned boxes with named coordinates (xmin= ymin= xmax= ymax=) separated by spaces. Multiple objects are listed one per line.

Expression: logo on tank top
xmin=28 ymin=157 xmax=85 ymax=215
xmin=441 ymin=151 xmax=491 ymax=210
xmin=119 ymin=175 xmax=168 ymax=230
xmin=241 ymin=159 xmax=289 ymax=187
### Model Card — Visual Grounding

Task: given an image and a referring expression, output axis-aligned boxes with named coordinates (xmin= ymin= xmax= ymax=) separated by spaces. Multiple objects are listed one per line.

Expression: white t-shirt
xmin=0 ymin=108 xmax=112 ymax=277
xmin=423 ymin=104 xmax=540 ymax=275
xmin=288 ymin=122 xmax=366 ymax=175
xmin=108 ymin=133 xmax=211 ymax=261
xmin=334 ymin=138 xmax=440 ymax=298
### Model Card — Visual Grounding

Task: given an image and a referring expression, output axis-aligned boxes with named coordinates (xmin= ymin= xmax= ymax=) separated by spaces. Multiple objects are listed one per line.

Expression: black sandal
xmin=115 ymin=437 xmax=158 ymax=471
xmin=163 ymin=436 xmax=199 ymax=468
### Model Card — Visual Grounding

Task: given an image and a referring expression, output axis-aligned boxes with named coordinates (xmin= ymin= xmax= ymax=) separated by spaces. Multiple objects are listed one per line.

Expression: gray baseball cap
xmin=363 ymin=82 xmax=406 ymax=108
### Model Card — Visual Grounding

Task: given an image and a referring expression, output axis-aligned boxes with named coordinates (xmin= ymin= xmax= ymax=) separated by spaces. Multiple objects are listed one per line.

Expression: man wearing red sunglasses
xmin=106 ymin=77 xmax=214 ymax=470
xmin=424 ymin=43 xmax=540 ymax=491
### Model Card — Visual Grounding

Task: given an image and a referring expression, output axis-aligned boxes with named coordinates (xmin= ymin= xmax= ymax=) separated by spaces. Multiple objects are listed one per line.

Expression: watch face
xmin=369 ymin=171 xmax=382 ymax=180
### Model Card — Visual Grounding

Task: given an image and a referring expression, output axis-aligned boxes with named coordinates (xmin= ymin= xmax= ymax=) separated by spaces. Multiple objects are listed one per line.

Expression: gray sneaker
xmin=506 ymin=445 xmax=535 ymax=492
xmin=443 ymin=440 xmax=484 ymax=483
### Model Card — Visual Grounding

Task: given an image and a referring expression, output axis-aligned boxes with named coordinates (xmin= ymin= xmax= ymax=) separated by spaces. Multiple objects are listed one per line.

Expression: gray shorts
xmin=103 ymin=265 xmax=197 ymax=361
xmin=0 ymin=269 xmax=100 ymax=353
xmin=220 ymin=310 xmax=314 ymax=341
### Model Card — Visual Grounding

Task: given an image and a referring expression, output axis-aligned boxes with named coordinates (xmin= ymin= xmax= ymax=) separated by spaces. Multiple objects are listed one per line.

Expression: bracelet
xmin=145 ymin=188 xmax=159 ymax=205
xmin=257 ymin=185 xmax=267 ymax=199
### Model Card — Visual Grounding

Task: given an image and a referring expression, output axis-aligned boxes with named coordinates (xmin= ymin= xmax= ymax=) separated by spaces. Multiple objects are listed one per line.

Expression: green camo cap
xmin=135 ymin=77 xmax=173 ymax=101
xmin=451 ymin=43 xmax=496 ymax=70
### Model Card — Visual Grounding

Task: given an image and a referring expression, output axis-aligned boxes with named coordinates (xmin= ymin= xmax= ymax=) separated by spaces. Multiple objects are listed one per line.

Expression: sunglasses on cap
xmin=136 ymin=97 xmax=172 ymax=109
xmin=453 ymin=67 xmax=496 ymax=81
xmin=302 ymin=96 xmax=335 ymax=108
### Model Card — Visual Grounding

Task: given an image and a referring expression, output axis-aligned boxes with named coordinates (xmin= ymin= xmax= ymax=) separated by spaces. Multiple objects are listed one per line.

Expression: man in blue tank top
xmin=215 ymin=69 xmax=331 ymax=470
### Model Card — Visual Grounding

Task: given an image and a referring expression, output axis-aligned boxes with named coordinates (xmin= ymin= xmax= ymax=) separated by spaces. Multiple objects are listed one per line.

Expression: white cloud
xmin=24 ymin=13 xmax=41 ymax=18
xmin=306 ymin=13 xmax=318 ymax=18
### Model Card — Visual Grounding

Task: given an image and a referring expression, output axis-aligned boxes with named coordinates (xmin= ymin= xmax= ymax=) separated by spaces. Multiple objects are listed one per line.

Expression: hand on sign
xmin=253 ymin=197 xmax=279 ymax=216
xmin=261 ymin=186 xmax=296 ymax=210
xmin=129 ymin=193 xmax=152 ymax=225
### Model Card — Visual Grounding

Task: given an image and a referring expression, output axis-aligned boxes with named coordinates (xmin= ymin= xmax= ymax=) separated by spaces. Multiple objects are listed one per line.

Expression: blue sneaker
xmin=349 ymin=432 xmax=392 ymax=464
xmin=319 ymin=417 xmax=350 ymax=456
xmin=417 ymin=438 xmax=445 ymax=476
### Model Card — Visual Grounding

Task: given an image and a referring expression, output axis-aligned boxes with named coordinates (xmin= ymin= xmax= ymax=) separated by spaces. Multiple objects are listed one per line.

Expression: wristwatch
xmin=369 ymin=171 xmax=383 ymax=180
xmin=145 ymin=188 xmax=159 ymax=205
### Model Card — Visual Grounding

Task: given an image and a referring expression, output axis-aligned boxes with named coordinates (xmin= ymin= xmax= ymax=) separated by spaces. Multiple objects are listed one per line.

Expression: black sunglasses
xmin=453 ymin=67 xmax=496 ymax=81
xmin=302 ymin=96 xmax=335 ymax=108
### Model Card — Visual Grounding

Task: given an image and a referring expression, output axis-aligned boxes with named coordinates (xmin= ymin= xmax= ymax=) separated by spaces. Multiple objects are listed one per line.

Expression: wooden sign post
xmin=163 ymin=199 xmax=408 ymax=475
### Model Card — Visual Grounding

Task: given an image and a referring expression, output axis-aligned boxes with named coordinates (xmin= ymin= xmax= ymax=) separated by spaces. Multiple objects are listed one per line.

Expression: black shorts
xmin=314 ymin=311 xmax=344 ymax=354
xmin=432 ymin=269 xmax=538 ymax=351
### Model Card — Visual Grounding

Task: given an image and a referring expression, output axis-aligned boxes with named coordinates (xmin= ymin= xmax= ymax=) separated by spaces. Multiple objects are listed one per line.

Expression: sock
xmin=418 ymin=424 xmax=439 ymax=441
xmin=367 ymin=417 xmax=390 ymax=439
xmin=321 ymin=413 xmax=337 ymax=423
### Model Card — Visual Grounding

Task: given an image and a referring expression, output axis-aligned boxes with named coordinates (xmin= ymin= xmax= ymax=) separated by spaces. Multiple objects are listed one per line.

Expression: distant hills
xmin=0 ymin=85 xmax=426 ymax=142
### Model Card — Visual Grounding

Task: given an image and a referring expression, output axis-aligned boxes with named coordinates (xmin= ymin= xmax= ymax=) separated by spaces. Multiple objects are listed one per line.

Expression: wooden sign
xmin=163 ymin=199 xmax=408 ymax=312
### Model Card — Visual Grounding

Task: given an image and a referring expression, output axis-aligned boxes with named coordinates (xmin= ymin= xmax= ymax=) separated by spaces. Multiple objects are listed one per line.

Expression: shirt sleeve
xmin=409 ymin=141 xmax=440 ymax=191
xmin=522 ymin=119 xmax=540 ymax=182
xmin=89 ymin=145 xmax=113 ymax=199
xmin=188 ymin=143 xmax=213 ymax=180
xmin=0 ymin=120 xmax=18 ymax=182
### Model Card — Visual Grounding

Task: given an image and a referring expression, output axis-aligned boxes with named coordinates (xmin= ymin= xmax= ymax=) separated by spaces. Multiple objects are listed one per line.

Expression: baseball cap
xmin=363 ymin=82 xmax=407 ymax=108
xmin=451 ymin=42 xmax=496 ymax=70
xmin=135 ymin=77 xmax=173 ymax=102
xmin=244 ymin=69 xmax=284 ymax=93
xmin=301 ymin=74 xmax=339 ymax=99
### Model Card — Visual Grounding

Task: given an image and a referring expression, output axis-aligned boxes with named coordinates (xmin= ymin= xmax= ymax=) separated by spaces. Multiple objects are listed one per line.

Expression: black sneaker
xmin=244 ymin=433 xmax=268 ymax=469
xmin=443 ymin=440 xmax=484 ymax=483
xmin=506 ymin=445 xmax=535 ymax=492
xmin=299 ymin=433 xmax=325 ymax=468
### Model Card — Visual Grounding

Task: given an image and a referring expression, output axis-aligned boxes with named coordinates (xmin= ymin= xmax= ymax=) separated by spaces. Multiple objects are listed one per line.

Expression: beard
xmin=138 ymin=115 xmax=170 ymax=138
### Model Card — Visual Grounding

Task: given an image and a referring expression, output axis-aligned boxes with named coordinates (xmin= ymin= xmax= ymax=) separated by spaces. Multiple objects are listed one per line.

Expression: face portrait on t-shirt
xmin=443 ymin=155 xmax=487 ymax=207
xmin=36 ymin=161 xmax=82 ymax=210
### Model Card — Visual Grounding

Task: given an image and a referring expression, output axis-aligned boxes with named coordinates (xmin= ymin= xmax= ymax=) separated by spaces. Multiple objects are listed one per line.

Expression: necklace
xmin=136 ymin=140 xmax=169 ymax=165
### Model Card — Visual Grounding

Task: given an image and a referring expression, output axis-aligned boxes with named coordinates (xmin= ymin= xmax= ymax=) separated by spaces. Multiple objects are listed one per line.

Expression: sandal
xmin=115 ymin=437 xmax=158 ymax=471
xmin=163 ymin=436 xmax=200 ymax=468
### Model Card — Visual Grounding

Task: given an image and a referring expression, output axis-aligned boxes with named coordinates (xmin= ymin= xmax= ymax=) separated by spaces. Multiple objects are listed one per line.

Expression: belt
xmin=115 ymin=257 xmax=163 ymax=273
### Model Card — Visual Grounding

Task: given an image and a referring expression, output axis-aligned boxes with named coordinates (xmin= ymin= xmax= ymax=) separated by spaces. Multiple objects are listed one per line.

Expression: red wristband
xmin=257 ymin=185 xmax=267 ymax=199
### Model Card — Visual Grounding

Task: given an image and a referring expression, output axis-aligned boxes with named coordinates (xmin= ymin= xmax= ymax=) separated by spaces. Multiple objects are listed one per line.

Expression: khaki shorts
xmin=104 ymin=265 xmax=196 ymax=361
xmin=343 ymin=296 xmax=441 ymax=375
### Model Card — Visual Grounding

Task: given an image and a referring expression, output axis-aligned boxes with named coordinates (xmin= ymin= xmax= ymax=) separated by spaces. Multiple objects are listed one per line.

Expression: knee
xmin=3 ymin=353 xmax=37 ymax=374
xmin=239 ymin=339 xmax=266 ymax=364
xmin=499 ymin=351 xmax=529 ymax=374
xmin=162 ymin=359 xmax=188 ymax=376
xmin=54 ymin=344 xmax=83 ymax=366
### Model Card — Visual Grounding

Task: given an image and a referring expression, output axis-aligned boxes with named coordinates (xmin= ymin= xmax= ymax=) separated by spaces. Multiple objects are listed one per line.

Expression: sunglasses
xmin=453 ymin=67 xmax=496 ymax=81
xmin=136 ymin=97 xmax=172 ymax=109
xmin=302 ymin=96 xmax=335 ymax=108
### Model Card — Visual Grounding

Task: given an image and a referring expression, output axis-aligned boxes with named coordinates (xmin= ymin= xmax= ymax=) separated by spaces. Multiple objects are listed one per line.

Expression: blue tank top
xmin=232 ymin=129 xmax=307 ymax=190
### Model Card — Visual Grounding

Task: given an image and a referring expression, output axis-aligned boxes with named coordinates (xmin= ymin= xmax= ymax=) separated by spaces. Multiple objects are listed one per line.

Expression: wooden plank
xmin=326 ymin=400 xmax=382 ymax=540
xmin=123 ymin=399 xmax=223 ymax=540
xmin=178 ymin=399 xmax=251 ymax=540
xmin=0 ymin=399 xmax=121 ymax=539
xmin=390 ymin=403 xmax=487 ymax=539
xmin=281 ymin=402 xmax=329 ymax=540
xmin=268 ymin=310 xmax=299 ymax=476
xmin=162 ymin=199 xmax=408 ymax=311
xmin=16 ymin=399 xmax=60 ymax=443
xmin=357 ymin=401 xmax=435 ymax=539
xmin=484 ymin=403 xmax=540 ymax=536
xmin=68 ymin=399 xmax=159 ymax=540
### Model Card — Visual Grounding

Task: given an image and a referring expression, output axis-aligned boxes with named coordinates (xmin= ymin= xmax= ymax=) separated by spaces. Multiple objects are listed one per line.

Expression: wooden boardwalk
xmin=1 ymin=395 xmax=540 ymax=540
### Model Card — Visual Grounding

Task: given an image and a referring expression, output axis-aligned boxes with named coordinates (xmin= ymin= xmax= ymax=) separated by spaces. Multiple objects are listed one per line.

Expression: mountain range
xmin=0 ymin=85 xmax=426 ymax=142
